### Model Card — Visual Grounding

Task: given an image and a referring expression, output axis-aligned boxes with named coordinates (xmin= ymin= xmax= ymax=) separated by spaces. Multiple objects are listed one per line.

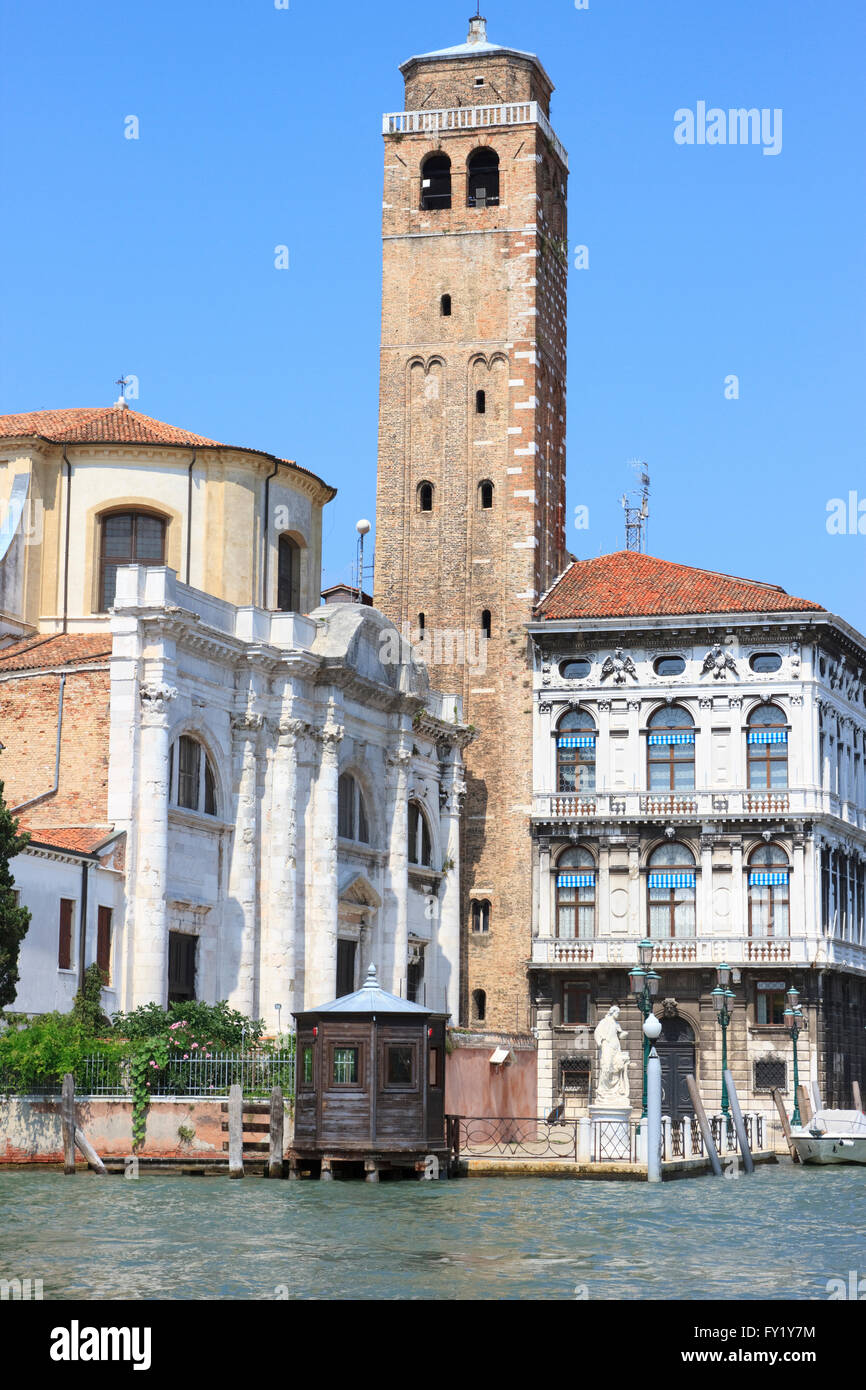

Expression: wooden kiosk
xmin=290 ymin=964 xmax=449 ymax=1181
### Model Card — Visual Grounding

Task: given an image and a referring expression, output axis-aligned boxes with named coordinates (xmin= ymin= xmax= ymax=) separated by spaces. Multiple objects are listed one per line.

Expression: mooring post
xmin=723 ymin=1070 xmax=755 ymax=1174
xmin=74 ymin=1127 xmax=107 ymax=1175
xmin=853 ymin=1080 xmax=863 ymax=1113
xmin=228 ymin=1083 xmax=243 ymax=1179
xmin=797 ymin=1084 xmax=813 ymax=1124
xmin=577 ymin=1116 xmax=591 ymax=1162
xmin=771 ymin=1087 xmax=798 ymax=1161
xmin=685 ymin=1075 xmax=722 ymax=1176
xmin=61 ymin=1073 xmax=76 ymax=1174
xmin=647 ymin=1047 xmax=662 ymax=1183
xmin=268 ymin=1087 xmax=284 ymax=1179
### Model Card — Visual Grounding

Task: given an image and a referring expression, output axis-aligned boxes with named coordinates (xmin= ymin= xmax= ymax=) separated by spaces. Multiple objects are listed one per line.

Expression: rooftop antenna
xmin=355 ymin=519 xmax=371 ymax=603
xmin=620 ymin=461 xmax=650 ymax=553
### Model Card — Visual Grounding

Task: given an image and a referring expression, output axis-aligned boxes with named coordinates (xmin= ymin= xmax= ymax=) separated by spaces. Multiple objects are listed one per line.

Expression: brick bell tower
xmin=374 ymin=15 xmax=569 ymax=1028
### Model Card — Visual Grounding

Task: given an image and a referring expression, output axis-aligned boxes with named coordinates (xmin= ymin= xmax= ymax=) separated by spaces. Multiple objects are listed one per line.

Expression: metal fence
xmin=3 ymin=1050 xmax=295 ymax=1100
xmin=448 ymin=1112 xmax=766 ymax=1166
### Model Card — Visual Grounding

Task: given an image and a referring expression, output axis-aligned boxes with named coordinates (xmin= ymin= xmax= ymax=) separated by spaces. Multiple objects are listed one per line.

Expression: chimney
xmin=467 ymin=15 xmax=487 ymax=45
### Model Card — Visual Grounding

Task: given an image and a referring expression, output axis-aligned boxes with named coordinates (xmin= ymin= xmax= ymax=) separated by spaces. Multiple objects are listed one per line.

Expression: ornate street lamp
xmin=630 ymin=940 xmax=661 ymax=1117
xmin=711 ymin=964 xmax=735 ymax=1119
xmin=784 ymin=985 xmax=806 ymax=1126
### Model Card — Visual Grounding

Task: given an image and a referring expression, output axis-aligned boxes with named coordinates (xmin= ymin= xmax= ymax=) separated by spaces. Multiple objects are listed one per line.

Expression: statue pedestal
xmin=589 ymin=1103 xmax=633 ymax=1162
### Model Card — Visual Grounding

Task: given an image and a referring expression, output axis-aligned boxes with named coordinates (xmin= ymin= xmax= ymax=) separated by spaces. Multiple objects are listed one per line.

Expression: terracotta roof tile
xmin=537 ymin=551 xmax=825 ymax=621
xmin=0 ymin=635 xmax=112 ymax=671
xmin=0 ymin=406 xmax=223 ymax=448
xmin=21 ymin=825 xmax=114 ymax=855
xmin=0 ymin=406 xmax=336 ymax=497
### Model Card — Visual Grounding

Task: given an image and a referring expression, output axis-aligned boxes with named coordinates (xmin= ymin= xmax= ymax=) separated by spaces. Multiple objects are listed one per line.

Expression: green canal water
xmin=1 ymin=1163 xmax=863 ymax=1300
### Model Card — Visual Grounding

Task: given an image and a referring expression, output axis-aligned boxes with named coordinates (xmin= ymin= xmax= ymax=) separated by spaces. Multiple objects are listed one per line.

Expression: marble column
xmin=382 ymin=741 xmax=411 ymax=996
xmin=306 ymin=721 xmax=343 ymax=1007
xmin=133 ymin=681 xmax=176 ymax=1004
xmin=260 ymin=717 xmax=308 ymax=1027
xmin=226 ymin=712 xmax=264 ymax=1017
xmin=437 ymin=755 xmax=465 ymax=1020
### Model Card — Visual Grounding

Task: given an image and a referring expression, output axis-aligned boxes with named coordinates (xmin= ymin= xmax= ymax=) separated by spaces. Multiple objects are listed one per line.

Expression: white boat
xmin=790 ymin=1109 xmax=866 ymax=1165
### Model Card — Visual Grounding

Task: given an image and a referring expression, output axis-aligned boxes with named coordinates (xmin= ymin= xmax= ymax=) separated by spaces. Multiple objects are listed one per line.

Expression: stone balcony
xmin=530 ymin=934 xmax=866 ymax=973
xmin=381 ymin=100 xmax=569 ymax=167
xmin=532 ymin=788 xmax=866 ymax=831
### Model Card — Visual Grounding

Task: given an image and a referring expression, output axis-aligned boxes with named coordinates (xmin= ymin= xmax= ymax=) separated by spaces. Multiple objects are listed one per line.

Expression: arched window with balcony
xmin=556 ymin=708 xmax=596 ymax=793
xmin=747 ymin=704 xmax=789 ymax=788
xmin=647 ymin=842 xmax=696 ymax=939
xmin=647 ymin=705 xmax=695 ymax=791
xmin=99 ymin=509 xmax=166 ymax=611
xmin=467 ymin=148 xmax=500 ymax=207
xmin=169 ymin=735 xmax=218 ymax=817
xmin=408 ymin=799 xmax=432 ymax=867
xmin=337 ymin=772 xmax=370 ymax=844
xmin=748 ymin=843 xmax=790 ymax=938
xmin=555 ymin=846 xmax=596 ymax=940
xmin=421 ymin=154 xmax=451 ymax=210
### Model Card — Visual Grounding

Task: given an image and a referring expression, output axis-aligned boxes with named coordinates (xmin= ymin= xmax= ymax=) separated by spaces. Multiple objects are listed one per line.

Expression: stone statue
xmin=593 ymin=1005 xmax=631 ymax=1104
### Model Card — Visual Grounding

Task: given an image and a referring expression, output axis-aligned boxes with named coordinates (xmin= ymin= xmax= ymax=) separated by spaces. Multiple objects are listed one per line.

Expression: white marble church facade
xmin=108 ymin=565 xmax=468 ymax=1025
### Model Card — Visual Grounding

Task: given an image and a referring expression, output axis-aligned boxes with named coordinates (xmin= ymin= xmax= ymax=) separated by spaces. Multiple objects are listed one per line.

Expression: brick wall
xmin=0 ymin=665 xmax=111 ymax=826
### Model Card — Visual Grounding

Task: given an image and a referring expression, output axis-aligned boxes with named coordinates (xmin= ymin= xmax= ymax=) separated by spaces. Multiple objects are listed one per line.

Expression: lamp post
xmin=711 ymin=963 xmax=736 ymax=1119
xmin=629 ymin=938 xmax=661 ymax=1118
xmin=784 ymin=985 xmax=806 ymax=1127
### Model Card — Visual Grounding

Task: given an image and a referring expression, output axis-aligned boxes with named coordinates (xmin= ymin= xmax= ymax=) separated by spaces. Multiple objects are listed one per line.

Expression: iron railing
xmin=2 ymin=1049 xmax=295 ymax=1099
xmin=447 ymin=1115 xmax=640 ymax=1163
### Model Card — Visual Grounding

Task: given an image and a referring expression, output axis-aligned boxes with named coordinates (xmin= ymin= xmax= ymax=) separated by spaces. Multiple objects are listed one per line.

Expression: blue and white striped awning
xmin=749 ymin=871 xmax=789 ymax=886
xmin=557 ymin=735 xmax=596 ymax=749
xmin=648 ymin=732 xmax=695 ymax=746
xmin=748 ymin=730 xmax=788 ymax=744
xmin=557 ymin=873 xmax=596 ymax=888
xmin=648 ymin=872 xmax=696 ymax=889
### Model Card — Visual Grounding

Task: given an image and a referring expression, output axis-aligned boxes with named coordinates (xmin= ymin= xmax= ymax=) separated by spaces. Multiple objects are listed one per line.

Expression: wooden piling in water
xmin=685 ymin=1075 xmax=722 ymax=1176
xmin=61 ymin=1073 xmax=76 ymax=1174
xmin=74 ymin=1127 xmax=107 ymax=1175
xmin=268 ymin=1087 xmax=284 ymax=1179
xmin=797 ymin=1084 xmax=813 ymax=1124
xmin=771 ymin=1087 xmax=799 ymax=1161
xmin=853 ymin=1081 xmax=863 ymax=1113
xmin=723 ymin=1070 xmax=754 ymax=1174
xmin=228 ymin=1084 xmax=243 ymax=1179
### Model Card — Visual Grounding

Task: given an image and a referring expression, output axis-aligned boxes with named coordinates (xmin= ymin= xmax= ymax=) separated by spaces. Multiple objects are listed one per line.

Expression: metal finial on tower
xmin=114 ymin=376 xmax=130 ymax=409
xmin=620 ymin=461 xmax=650 ymax=553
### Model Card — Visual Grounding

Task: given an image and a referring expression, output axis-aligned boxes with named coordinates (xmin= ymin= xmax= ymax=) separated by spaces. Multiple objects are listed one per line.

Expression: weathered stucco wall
xmin=0 ymin=1097 xmax=267 ymax=1163
xmin=445 ymin=1033 xmax=537 ymax=1118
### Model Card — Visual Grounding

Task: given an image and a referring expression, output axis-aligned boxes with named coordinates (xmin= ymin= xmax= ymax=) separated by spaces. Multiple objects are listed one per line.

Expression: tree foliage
xmin=0 ymin=781 xmax=32 ymax=1010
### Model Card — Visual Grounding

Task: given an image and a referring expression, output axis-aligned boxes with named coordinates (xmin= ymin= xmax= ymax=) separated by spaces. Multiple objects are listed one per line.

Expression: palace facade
xmin=528 ymin=550 xmax=866 ymax=1118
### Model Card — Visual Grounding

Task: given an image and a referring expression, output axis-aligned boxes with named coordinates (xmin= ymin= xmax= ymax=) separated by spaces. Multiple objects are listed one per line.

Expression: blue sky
xmin=1 ymin=0 xmax=863 ymax=625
